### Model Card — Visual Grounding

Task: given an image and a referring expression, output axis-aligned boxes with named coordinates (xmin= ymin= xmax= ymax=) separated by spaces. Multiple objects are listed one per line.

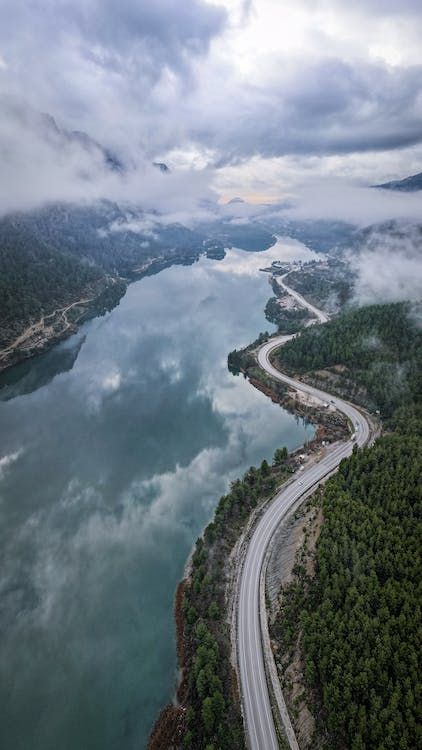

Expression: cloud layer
xmin=350 ymin=224 xmax=422 ymax=305
xmin=0 ymin=0 xmax=422 ymax=210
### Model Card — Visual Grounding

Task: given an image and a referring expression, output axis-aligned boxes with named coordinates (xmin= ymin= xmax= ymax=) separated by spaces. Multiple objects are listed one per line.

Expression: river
xmin=0 ymin=238 xmax=316 ymax=749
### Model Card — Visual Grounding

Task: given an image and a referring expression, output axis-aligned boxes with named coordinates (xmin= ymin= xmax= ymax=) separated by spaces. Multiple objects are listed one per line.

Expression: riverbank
xmin=263 ymin=302 xmax=420 ymax=749
xmin=148 ymin=334 xmax=351 ymax=748
xmin=148 ymin=268 xmax=354 ymax=749
xmin=0 ymin=247 xmax=225 ymax=377
xmin=0 ymin=276 xmax=126 ymax=374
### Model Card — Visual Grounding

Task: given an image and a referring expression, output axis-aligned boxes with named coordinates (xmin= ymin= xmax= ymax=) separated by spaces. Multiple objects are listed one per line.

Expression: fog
xmin=0 ymin=99 xmax=220 ymax=219
xmin=1 ymin=0 xmax=422 ymax=220
xmin=283 ymin=181 xmax=422 ymax=227
xmin=349 ymin=224 xmax=422 ymax=305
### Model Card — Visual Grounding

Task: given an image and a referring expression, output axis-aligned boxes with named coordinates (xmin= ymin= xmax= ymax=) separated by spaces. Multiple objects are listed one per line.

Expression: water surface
xmin=0 ymin=239 xmax=316 ymax=749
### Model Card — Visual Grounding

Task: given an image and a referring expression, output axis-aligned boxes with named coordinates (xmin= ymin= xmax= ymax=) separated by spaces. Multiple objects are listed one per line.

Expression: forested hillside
xmin=0 ymin=220 xmax=108 ymax=347
xmin=285 ymin=260 xmax=352 ymax=312
xmin=374 ymin=171 xmax=422 ymax=192
xmin=277 ymin=434 xmax=421 ymax=750
xmin=2 ymin=196 xmax=291 ymax=359
xmin=13 ymin=202 xmax=209 ymax=275
xmin=275 ymin=302 xmax=421 ymax=416
xmin=0 ymin=202 xmax=224 ymax=354
xmin=272 ymin=298 xmax=421 ymax=749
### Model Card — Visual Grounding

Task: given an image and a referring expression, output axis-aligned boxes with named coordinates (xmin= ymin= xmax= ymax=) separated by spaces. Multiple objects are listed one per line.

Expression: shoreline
xmin=0 ymin=277 xmax=127 ymax=375
xmin=147 ymin=344 xmax=351 ymax=747
xmin=147 ymin=270 xmax=353 ymax=749
xmin=0 ymin=248 xmax=228 ymax=380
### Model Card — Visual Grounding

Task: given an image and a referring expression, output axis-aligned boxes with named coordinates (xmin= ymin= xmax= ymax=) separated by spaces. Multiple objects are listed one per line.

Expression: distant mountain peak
xmin=227 ymin=197 xmax=246 ymax=204
xmin=1 ymin=96 xmax=125 ymax=174
xmin=153 ymin=162 xmax=170 ymax=173
xmin=373 ymin=171 xmax=422 ymax=192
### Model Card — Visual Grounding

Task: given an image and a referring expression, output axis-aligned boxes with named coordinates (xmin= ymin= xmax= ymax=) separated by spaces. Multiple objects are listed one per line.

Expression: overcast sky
xmin=1 ymin=0 xmax=422 ymax=208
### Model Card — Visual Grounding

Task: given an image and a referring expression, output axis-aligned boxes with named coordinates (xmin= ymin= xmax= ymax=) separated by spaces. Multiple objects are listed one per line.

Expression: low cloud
xmin=350 ymin=224 xmax=422 ymax=305
xmin=0 ymin=449 xmax=22 ymax=480
xmin=283 ymin=181 xmax=422 ymax=227
xmin=0 ymin=0 xmax=422 ymax=215
xmin=0 ymin=98 xmax=218 ymax=219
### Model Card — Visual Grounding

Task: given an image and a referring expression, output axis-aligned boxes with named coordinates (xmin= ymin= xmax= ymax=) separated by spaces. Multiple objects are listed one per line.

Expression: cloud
xmin=107 ymin=216 xmax=159 ymax=237
xmin=282 ymin=181 xmax=422 ymax=226
xmin=0 ymin=0 xmax=422 ymax=212
xmin=349 ymin=223 xmax=422 ymax=305
xmin=0 ymin=449 xmax=22 ymax=480
xmin=327 ymin=0 xmax=422 ymax=15
xmin=189 ymin=58 xmax=422 ymax=163
xmin=0 ymin=98 xmax=219 ymax=217
xmin=0 ymin=0 xmax=227 ymax=121
xmin=101 ymin=371 xmax=122 ymax=393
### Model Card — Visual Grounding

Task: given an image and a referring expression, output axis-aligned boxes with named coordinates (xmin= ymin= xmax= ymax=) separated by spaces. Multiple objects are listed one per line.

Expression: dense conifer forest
xmin=276 ymin=302 xmax=421 ymax=416
xmin=264 ymin=295 xmax=310 ymax=333
xmin=271 ymin=300 xmax=421 ymax=749
xmin=277 ymin=434 xmax=421 ymax=750
xmin=0 ymin=202 xmax=222 ymax=351
xmin=178 ymin=453 xmax=293 ymax=749
xmin=0 ymin=221 xmax=104 ymax=339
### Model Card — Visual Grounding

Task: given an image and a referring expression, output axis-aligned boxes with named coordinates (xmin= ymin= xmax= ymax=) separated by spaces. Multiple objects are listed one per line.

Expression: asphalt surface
xmin=237 ymin=324 xmax=371 ymax=749
xmin=277 ymin=277 xmax=329 ymax=324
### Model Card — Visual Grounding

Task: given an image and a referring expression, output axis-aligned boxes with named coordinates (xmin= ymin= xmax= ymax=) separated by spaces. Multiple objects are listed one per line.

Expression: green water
xmin=0 ymin=240 xmax=316 ymax=749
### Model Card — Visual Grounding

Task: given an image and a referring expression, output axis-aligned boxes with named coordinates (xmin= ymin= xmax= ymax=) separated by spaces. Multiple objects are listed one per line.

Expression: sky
xmin=0 ymin=0 xmax=422 ymax=210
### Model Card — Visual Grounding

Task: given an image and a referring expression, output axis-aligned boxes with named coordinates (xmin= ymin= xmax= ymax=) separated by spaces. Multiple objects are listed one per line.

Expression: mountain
xmin=336 ymin=218 xmax=422 ymax=254
xmin=262 ymin=217 xmax=357 ymax=252
xmin=0 ymin=200 xmax=227 ymax=369
xmin=9 ymin=201 xmax=211 ymax=274
xmin=1 ymin=96 xmax=126 ymax=174
xmin=69 ymin=129 xmax=125 ymax=172
xmin=373 ymin=171 xmax=422 ymax=192
xmin=153 ymin=162 xmax=170 ymax=173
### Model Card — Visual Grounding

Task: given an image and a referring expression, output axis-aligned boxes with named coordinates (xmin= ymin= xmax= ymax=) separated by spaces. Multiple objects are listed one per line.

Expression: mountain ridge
xmin=373 ymin=171 xmax=422 ymax=192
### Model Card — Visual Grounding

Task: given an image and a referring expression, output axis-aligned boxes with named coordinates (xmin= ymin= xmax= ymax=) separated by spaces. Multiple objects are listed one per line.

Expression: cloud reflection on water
xmin=0 ymin=246 xmax=314 ymax=750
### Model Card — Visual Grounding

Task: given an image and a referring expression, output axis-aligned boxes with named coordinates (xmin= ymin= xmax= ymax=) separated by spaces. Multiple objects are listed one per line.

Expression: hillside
xmin=374 ymin=171 xmax=422 ymax=192
xmin=0 ymin=191 xmax=281 ymax=371
xmin=275 ymin=302 xmax=421 ymax=417
xmin=0 ymin=201 xmax=227 ymax=365
xmin=270 ymin=300 xmax=421 ymax=750
xmin=275 ymin=432 xmax=421 ymax=750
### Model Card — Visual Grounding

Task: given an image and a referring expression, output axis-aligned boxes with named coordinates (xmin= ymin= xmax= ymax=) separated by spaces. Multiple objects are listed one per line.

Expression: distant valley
xmin=1 ymin=167 xmax=421 ymax=373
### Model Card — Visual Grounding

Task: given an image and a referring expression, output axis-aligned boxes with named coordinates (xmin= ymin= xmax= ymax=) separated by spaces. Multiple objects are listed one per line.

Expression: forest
xmin=270 ymin=299 xmax=421 ymax=749
xmin=0 ymin=220 xmax=107 ymax=347
xmin=178 ymin=450 xmax=293 ymax=749
xmin=274 ymin=302 xmax=421 ymax=416
xmin=0 ymin=203 xmax=208 ymax=351
xmin=264 ymin=295 xmax=310 ymax=333
xmin=276 ymin=434 xmax=421 ymax=750
xmin=285 ymin=262 xmax=352 ymax=312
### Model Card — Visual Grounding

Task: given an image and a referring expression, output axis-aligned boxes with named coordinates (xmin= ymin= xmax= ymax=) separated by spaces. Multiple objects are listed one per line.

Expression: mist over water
xmin=0 ymin=241 xmax=315 ymax=750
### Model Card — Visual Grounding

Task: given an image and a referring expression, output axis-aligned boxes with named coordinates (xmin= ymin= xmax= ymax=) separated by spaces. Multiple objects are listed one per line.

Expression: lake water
xmin=0 ymin=238 xmax=316 ymax=750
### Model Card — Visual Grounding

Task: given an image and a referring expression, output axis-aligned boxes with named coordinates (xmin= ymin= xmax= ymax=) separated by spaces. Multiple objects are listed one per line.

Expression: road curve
xmin=277 ymin=276 xmax=329 ymax=324
xmin=237 ymin=321 xmax=371 ymax=749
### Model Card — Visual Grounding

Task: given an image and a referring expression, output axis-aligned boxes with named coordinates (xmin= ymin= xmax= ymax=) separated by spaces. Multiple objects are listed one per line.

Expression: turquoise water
xmin=0 ymin=241 xmax=315 ymax=749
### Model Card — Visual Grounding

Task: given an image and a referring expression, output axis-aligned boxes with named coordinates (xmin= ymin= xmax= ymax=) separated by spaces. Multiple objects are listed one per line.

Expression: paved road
xmin=237 ymin=326 xmax=371 ymax=749
xmin=277 ymin=276 xmax=329 ymax=324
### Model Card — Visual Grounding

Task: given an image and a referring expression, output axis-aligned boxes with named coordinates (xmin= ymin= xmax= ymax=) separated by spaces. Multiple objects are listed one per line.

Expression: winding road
xmin=237 ymin=281 xmax=372 ymax=750
xmin=276 ymin=275 xmax=329 ymax=324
